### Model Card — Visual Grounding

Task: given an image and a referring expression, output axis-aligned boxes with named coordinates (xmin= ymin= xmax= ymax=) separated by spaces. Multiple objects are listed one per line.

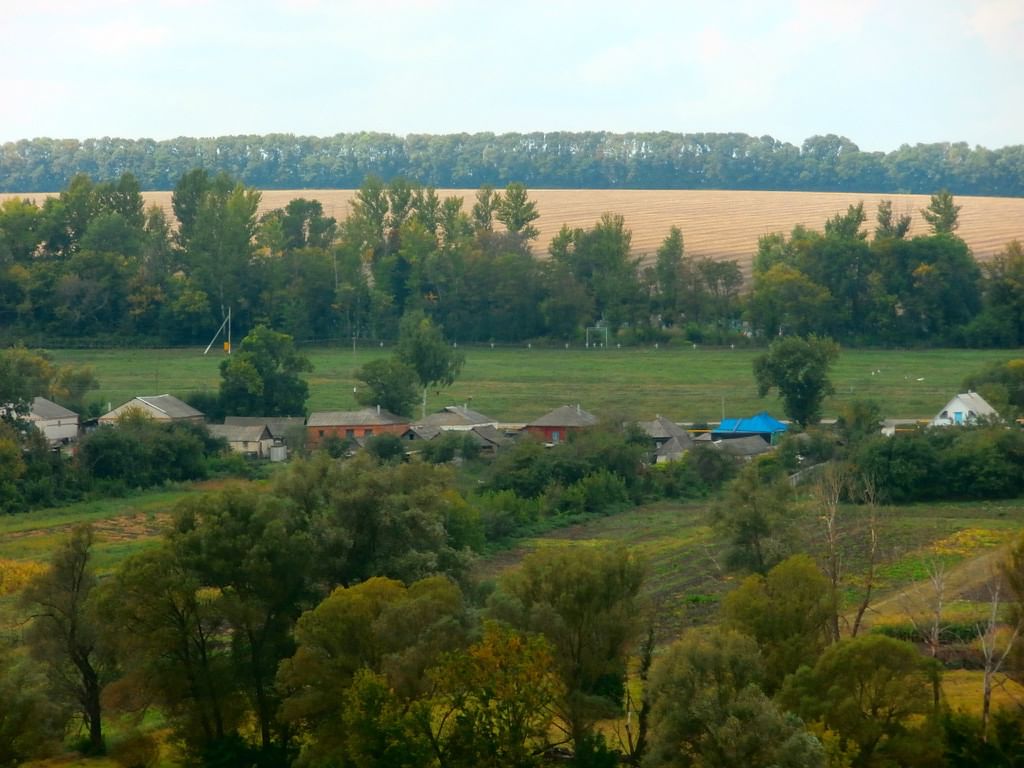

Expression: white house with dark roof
xmin=28 ymin=397 xmax=79 ymax=448
xmin=930 ymin=392 xmax=998 ymax=427
xmin=99 ymin=394 xmax=204 ymax=425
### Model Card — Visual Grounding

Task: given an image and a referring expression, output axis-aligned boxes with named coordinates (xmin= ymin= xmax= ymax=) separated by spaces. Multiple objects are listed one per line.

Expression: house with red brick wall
xmin=523 ymin=404 xmax=597 ymax=444
xmin=306 ymin=407 xmax=409 ymax=448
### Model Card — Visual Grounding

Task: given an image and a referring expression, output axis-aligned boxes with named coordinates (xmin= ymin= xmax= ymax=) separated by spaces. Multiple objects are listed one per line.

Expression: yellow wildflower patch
xmin=930 ymin=528 xmax=1006 ymax=558
xmin=0 ymin=558 xmax=47 ymax=595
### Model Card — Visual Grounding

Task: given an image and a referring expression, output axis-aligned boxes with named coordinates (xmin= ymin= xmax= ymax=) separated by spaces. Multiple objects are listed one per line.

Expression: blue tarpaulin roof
xmin=712 ymin=411 xmax=788 ymax=436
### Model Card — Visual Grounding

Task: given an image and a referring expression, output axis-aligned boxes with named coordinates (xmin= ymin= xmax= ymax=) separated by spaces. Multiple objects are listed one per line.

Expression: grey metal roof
xmin=527 ymin=404 xmax=598 ymax=428
xmin=419 ymin=405 xmax=496 ymax=428
xmin=224 ymin=415 xmax=305 ymax=438
xmin=470 ymin=424 xmax=510 ymax=447
xmin=405 ymin=424 xmax=443 ymax=441
xmin=307 ymin=408 xmax=408 ymax=427
xmin=135 ymin=394 xmax=204 ymax=419
xmin=208 ymin=424 xmax=271 ymax=443
xmin=656 ymin=435 xmax=689 ymax=460
xmin=30 ymin=396 xmax=77 ymax=421
xmin=639 ymin=415 xmax=694 ymax=446
xmin=713 ymin=435 xmax=772 ymax=457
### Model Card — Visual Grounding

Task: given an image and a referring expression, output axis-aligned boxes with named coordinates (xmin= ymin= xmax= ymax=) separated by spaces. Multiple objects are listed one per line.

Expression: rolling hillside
xmin=3 ymin=189 xmax=1023 ymax=273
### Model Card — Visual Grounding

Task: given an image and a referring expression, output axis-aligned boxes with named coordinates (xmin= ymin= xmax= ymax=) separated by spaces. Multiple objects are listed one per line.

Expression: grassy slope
xmin=50 ymin=345 xmax=1022 ymax=423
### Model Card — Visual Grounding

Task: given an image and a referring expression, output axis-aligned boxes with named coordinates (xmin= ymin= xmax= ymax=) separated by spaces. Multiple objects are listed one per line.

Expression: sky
xmin=2 ymin=0 xmax=1022 ymax=151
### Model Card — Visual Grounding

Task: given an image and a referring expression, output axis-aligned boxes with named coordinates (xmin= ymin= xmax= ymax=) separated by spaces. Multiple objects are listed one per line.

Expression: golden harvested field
xmin=4 ymin=189 xmax=1023 ymax=273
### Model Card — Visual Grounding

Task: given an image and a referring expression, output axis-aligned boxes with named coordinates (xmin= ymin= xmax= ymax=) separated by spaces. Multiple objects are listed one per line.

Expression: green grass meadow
xmin=51 ymin=344 xmax=1023 ymax=423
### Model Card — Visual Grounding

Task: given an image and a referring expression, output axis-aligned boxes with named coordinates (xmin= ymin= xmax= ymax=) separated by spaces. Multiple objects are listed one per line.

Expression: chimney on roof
xmin=377 ymin=404 xmax=381 ymax=415
xmin=576 ymin=403 xmax=581 ymax=415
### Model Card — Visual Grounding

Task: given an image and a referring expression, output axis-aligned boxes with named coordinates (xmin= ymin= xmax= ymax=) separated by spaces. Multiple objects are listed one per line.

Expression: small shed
xmin=524 ymin=404 xmax=598 ymax=444
xmin=208 ymin=423 xmax=273 ymax=458
xmin=306 ymin=407 xmax=410 ymax=448
xmin=99 ymin=395 xmax=204 ymax=425
xmin=930 ymin=392 xmax=998 ymax=427
xmin=711 ymin=411 xmax=787 ymax=444
xmin=28 ymin=397 xmax=79 ymax=448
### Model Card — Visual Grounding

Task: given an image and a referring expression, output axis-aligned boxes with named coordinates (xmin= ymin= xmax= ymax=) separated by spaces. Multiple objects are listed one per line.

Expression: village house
xmin=417 ymin=405 xmax=498 ymax=431
xmin=306 ymin=406 xmax=409 ymax=448
xmin=711 ymin=411 xmax=788 ymax=445
xmin=930 ymin=391 xmax=998 ymax=427
xmin=524 ymin=404 xmax=598 ymax=444
xmin=27 ymin=397 xmax=79 ymax=449
xmin=639 ymin=414 xmax=694 ymax=463
xmin=98 ymin=394 xmax=204 ymax=425
xmin=224 ymin=415 xmax=305 ymax=447
xmin=208 ymin=423 xmax=274 ymax=459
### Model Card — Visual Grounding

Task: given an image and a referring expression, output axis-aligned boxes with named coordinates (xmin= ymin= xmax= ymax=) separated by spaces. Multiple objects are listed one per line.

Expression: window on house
xmin=346 ymin=429 xmax=355 ymax=438
xmin=551 ymin=430 xmax=561 ymax=444
xmin=364 ymin=429 xmax=372 ymax=436
xmin=954 ymin=411 xmax=964 ymax=424
xmin=318 ymin=430 xmax=325 ymax=437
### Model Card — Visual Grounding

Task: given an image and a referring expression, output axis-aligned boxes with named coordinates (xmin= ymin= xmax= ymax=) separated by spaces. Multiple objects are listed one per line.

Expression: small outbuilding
xmin=99 ymin=394 xmax=204 ymax=425
xmin=306 ymin=407 xmax=409 ymax=448
xmin=930 ymin=392 xmax=999 ymax=427
xmin=28 ymin=397 xmax=79 ymax=449
xmin=524 ymin=404 xmax=598 ymax=445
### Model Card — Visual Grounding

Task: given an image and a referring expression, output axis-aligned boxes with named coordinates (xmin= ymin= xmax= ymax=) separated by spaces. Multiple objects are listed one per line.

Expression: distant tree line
xmin=3 ymin=132 xmax=1024 ymax=196
xmin=2 ymin=170 xmax=1023 ymax=349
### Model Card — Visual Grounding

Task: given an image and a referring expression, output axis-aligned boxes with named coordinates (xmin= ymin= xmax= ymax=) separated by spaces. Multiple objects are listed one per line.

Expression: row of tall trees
xmin=2 ymin=171 xmax=1021 ymax=348
xmin=3 ymin=132 xmax=1024 ymax=195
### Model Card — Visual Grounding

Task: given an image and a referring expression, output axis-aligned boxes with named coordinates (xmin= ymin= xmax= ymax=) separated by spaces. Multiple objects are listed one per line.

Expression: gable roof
xmin=224 ymin=415 xmax=305 ymax=438
xmin=639 ymin=415 xmax=694 ymax=446
xmin=30 ymin=396 xmax=77 ymax=421
xmin=528 ymin=404 xmax=598 ymax=428
xmin=656 ymin=435 xmax=690 ymax=461
xmin=712 ymin=411 xmax=787 ymax=436
xmin=934 ymin=392 xmax=998 ymax=421
xmin=135 ymin=394 xmax=203 ymax=419
xmin=208 ymin=424 xmax=271 ymax=443
xmin=419 ymin=405 xmax=496 ymax=428
xmin=405 ymin=424 xmax=443 ymax=441
xmin=713 ymin=434 xmax=773 ymax=457
xmin=307 ymin=408 xmax=408 ymax=428
xmin=469 ymin=424 xmax=511 ymax=448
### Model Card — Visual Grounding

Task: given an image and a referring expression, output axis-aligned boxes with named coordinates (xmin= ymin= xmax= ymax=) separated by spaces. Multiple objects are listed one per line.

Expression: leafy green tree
xmin=721 ymin=555 xmax=833 ymax=690
xmin=874 ymin=199 xmax=911 ymax=240
xmin=713 ymin=460 xmax=797 ymax=574
xmin=921 ymin=188 xmax=961 ymax=234
xmin=171 ymin=487 xmax=317 ymax=755
xmin=218 ymin=325 xmax=312 ymax=416
xmin=835 ymin=399 xmax=883 ymax=446
xmin=488 ymin=545 xmax=646 ymax=749
xmin=746 ymin=264 xmax=832 ymax=338
xmin=0 ymin=646 xmax=65 ymax=767
xmin=753 ymin=335 xmax=840 ymax=427
xmin=354 ymin=357 xmax=419 ymax=417
xmin=95 ymin=547 xmax=243 ymax=752
xmin=472 ymin=185 xmax=499 ymax=232
xmin=644 ymin=628 xmax=824 ymax=768
xmin=780 ymin=635 xmax=940 ymax=768
xmin=430 ymin=622 xmax=563 ymax=768
xmin=273 ymin=453 xmax=481 ymax=585
xmin=278 ymin=575 xmax=470 ymax=765
xmin=396 ymin=310 xmax=465 ymax=419
xmin=495 ymin=182 xmax=540 ymax=241
xmin=20 ymin=525 xmax=112 ymax=755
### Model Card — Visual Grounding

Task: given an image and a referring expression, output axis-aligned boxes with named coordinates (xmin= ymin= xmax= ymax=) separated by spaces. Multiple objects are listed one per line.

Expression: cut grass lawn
xmin=49 ymin=345 xmax=1024 ymax=424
